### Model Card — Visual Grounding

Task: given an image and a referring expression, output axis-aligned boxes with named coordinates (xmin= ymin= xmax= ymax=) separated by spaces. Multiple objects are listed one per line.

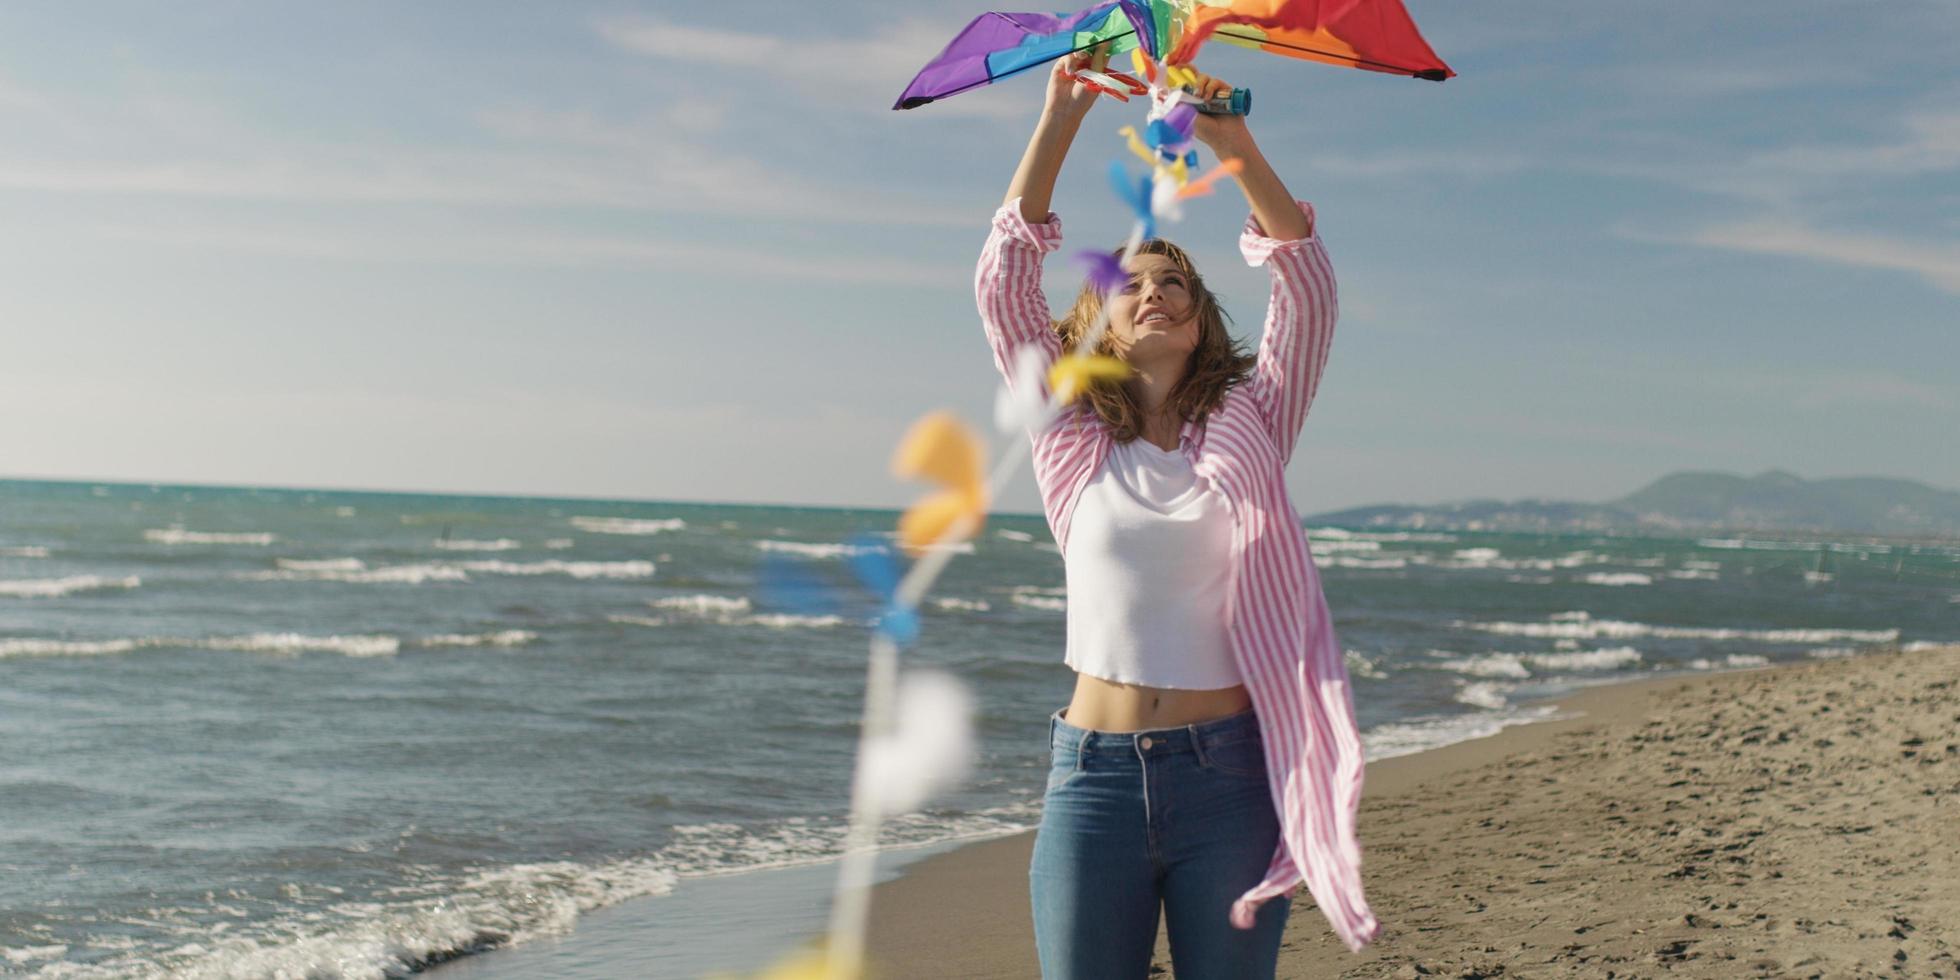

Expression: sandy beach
xmin=862 ymin=646 xmax=1960 ymax=978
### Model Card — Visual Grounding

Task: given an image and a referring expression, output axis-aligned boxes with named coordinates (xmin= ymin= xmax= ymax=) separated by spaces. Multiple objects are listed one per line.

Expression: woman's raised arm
xmin=1189 ymin=70 xmax=1334 ymax=466
xmin=1004 ymin=45 xmax=1109 ymax=221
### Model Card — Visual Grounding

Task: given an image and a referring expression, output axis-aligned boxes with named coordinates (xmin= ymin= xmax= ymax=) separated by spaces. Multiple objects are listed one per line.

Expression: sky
xmin=0 ymin=1 xmax=1954 ymax=516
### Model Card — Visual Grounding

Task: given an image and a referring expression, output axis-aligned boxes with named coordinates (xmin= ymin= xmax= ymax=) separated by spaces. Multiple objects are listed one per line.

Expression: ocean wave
xmin=1311 ymin=538 xmax=1383 ymax=553
xmin=995 ymin=529 xmax=1035 ymax=542
xmin=1687 ymin=653 xmax=1771 ymax=670
xmin=1344 ymin=649 xmax=1388 ymax=679
xmin=932 ymin=597 xmax=992 ymax=612
xmin=0 ymin=545 xmax=50 ymax=558
xmin=1454 ymin=680 xmax=1514 ymax=710
xmin=1457 ymin=611 xmax=1898 ymax=645
xmin=571 ymin=516 xmax=686 ymax=535
xmin=754 ymin=539 xmax=878 ymax=559
xmin=144 ymin=528 xmax=276 ymax=546
xmin=1308 ymin=527 xmax=1457 ymax=543
xmin=420 ymin=630 xmax=538 ymax=648
xmin=0 ymin=575 xmax=140 ymax=599
xmin=248 ymin=560 xmax=653 ymax=584
xmin=456 ymin=560 xmax=655 ymax=580
xmin=1582 ymin=572 xmax=1653 ymax=587
xmin=245 ymin=561 xmax=468 ymax=585
xmin=0 ymin=637 xmax=148 ymax=658
xmin=1324 ymin=556 xmax=1408 ymax=569
xmin=0 ymin=633 xmax=404 ymax=660
xmin=652 ymin=595 xmax=752 ymax=616
xmin=1430 ymin=646 xmax=1643 ymax=679
xmin=1363 ymin=704 xmax=1564 ymax=761
xmin=1011 ymin=595 xmax=1066 ymax=612
xmin=544 ymin=538 xmax=575 ymax=549
xmin=433 ymin=538 xmax=523 ymax=551
xmin=204 ymin=633 xmax=401 ymax=657
xmin=1666 ymin=569 xmax=1720 ymax=580
xmin=647 ymin=594 xmax=844 ymax=630
xmin=20 ymin=803 xmax=1045 ymax=978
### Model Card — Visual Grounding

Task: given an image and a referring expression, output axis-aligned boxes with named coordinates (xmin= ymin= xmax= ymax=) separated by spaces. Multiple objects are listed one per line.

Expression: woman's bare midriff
xmin=1063 ymin=671 xmax=1253 ymax=732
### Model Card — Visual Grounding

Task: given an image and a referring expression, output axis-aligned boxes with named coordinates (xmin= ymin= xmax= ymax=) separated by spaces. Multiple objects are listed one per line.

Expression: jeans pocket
xmin=1045 ymin=750 xmax=1079 ymax=793
xmin=1204 ymin=737 xmax=1268 ymax=779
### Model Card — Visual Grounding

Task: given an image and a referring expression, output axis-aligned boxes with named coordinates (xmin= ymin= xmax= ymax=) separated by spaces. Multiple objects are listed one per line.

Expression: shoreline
xmin=864 ymin=646 xmax=1960 ymax=978
xmin=428 ymin=655 xmax=1923 ymax=978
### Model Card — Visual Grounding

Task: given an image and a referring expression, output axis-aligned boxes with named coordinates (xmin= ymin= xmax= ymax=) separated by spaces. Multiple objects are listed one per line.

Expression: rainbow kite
xmin=895 ymin=0 xmax=1452 ymax=110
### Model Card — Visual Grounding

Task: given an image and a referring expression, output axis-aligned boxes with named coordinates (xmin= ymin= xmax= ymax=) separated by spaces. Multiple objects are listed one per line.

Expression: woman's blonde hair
xmin=1053 ymin=238 xmax=1256 ymax=443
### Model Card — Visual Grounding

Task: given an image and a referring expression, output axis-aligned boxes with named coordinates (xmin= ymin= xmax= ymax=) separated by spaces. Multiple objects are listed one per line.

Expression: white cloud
xmin=1680 ymin=218 xmax=1960 ymax=296
xmin=593 ymin=13 xmax=1025 ymax=119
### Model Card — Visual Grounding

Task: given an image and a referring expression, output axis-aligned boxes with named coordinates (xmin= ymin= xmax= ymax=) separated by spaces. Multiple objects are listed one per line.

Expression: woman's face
xmin=1105 ymin=253 xmax=1199 ymax=367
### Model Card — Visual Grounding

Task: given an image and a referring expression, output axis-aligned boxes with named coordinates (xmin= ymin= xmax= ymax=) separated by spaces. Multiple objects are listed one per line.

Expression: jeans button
xmin=1139 ymin=736 xmax=1154 ymax=749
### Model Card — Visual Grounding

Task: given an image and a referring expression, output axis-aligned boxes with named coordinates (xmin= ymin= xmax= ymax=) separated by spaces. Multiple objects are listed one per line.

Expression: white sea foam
xmin=652 ymin=595 xmax=752 ymax=616
xmin=433 ymin=538 xmax=523 ymax=551
xmin=1453 ymin=547 xmax=1502 ymax=564
xmin=276 ymin=557 xmax=366 ymax=572
xmin=1308 ymin=527 xmax=1457 ymax=543
xmin=0 ymin=545 xmax=49 ymax=558
xmin=1457 ymin=611 xmax=1898 ymax=645
xmin=1325 ymin=556 xmax=1408 ymax=569
xmin=647 ymin=594 xmax=843 ymax=629
xmin=420 ymin=630 xmax=538 ymax=648
xmin=544 ymin=538 xmax=575 ymax=549
xmin=1682 ymin=559 xmax=1722 ymax=570
xmin=1 ymin=944 xmax=66 ymax=965
xmin=1901 ymin=640 xmax=1951 ymax=653
xmin=1807 ymin=646 xmax=1857 ymax=659
xmin=754 ymin=539 xmax=877 ymax=559
xmin=571 ymin=516 xmax=686 ymax=535
xmin=744 ymin=613 xmax=847 ymax=629
xmin=457 ymin=560 xmax=655 ymax=580
xmin=0 ymin=575 xmax=140 ymax=598
xmin=1431 ymin=646 xmax=1643 ymax=679
xmin=1583 ymin=572 xmax=1653 ymax=587
xmin=1344 ymin=649 xmax=1388 ymax=679
xmin=1008 ymin=585 xmax=1067 ymax=612
xmin=1687 ymin=654 xmax=1771 ymax=670
xmin=932 ymin=597 xmax=992 ymax=612
xmin=144 ymin=527 xmax=276 ymax=545
xmin=0 ymin=637 xmax=149 ymax=658
xmin=245 ymin=562 xmax=468 ymax=585
xmin=1312 ymin=538 xmax=1383 ymax=553
xmin=1666 ymin=569 xmax=1720 ymax=580
xmin=1432 ymin=653 xmax=1531 ymax=679
xmin=1455 ymin=681 xmax=1514 ymax=710
xmin=1364 ymin=705 xmax=1564 ymax=761
xmin=205 ymin=633 xmax=402 ymax=657
xmin=995 ymin=529 xmax=1035 ymax=542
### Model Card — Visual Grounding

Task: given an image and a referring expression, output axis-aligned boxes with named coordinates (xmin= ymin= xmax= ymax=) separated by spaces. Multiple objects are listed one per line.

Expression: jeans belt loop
xmin=1187 ymin=721 xmax=1212 ymax=767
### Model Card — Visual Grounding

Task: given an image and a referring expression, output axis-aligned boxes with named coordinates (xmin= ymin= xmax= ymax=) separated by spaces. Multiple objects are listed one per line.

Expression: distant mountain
xmin=1308 ymin=470 xmax=1960 ymax=538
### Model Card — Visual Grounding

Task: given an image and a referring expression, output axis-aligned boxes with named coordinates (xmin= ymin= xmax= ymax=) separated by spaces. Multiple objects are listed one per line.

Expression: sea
xmin=1 ymin=477 xmax=1954 ymax=978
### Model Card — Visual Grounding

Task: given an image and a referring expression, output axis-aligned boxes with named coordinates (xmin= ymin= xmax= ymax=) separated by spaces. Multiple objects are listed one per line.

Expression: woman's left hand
xmin=1176 ymin=67 xmax=1252 ymax=152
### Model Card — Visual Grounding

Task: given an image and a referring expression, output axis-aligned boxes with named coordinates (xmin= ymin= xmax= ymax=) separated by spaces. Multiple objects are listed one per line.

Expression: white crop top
xmin=1063 ymin=437 xmax=1241 ymax=690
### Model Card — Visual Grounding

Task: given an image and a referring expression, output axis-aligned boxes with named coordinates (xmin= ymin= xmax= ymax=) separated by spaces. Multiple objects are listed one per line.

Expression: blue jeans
xmin=1030 ymin=706 xmax=1290 ymax=979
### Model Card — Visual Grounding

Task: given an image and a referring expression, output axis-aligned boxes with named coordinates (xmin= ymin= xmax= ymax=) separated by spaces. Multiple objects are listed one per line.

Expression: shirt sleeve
xmin=976 ymin=197 xmax=1064 ymax=389
xmin=1238 ymin=199 xmax=1336 ymax=467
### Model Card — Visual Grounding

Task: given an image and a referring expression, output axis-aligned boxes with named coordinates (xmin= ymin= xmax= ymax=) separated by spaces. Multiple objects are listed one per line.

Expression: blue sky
xmin=0 ymin=1 xmax=1954 ymax=515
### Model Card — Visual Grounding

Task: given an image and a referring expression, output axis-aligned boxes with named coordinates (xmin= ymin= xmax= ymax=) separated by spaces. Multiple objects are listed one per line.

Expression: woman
xmin=977 ymin=46 xmax=1379 ymax=979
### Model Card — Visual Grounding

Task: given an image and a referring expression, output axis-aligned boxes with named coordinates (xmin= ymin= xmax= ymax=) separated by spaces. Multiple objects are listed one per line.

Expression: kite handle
xmin=1192 ymin=87 xmax=1252 ymax=117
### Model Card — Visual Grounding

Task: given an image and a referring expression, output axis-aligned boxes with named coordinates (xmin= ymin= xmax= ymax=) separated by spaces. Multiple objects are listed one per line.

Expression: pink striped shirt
xmin=977 ymin=199 xmax=1378 ymax=952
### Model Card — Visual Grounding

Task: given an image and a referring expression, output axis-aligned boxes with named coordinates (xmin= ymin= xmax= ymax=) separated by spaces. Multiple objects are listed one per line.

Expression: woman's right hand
xmin=1043 ymin=42 xmax=1112 ymax=122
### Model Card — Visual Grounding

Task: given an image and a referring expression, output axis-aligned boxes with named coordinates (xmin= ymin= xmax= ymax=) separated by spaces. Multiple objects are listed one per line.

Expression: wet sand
xmin=862 ymin=646 xmax=1960 ymax=978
